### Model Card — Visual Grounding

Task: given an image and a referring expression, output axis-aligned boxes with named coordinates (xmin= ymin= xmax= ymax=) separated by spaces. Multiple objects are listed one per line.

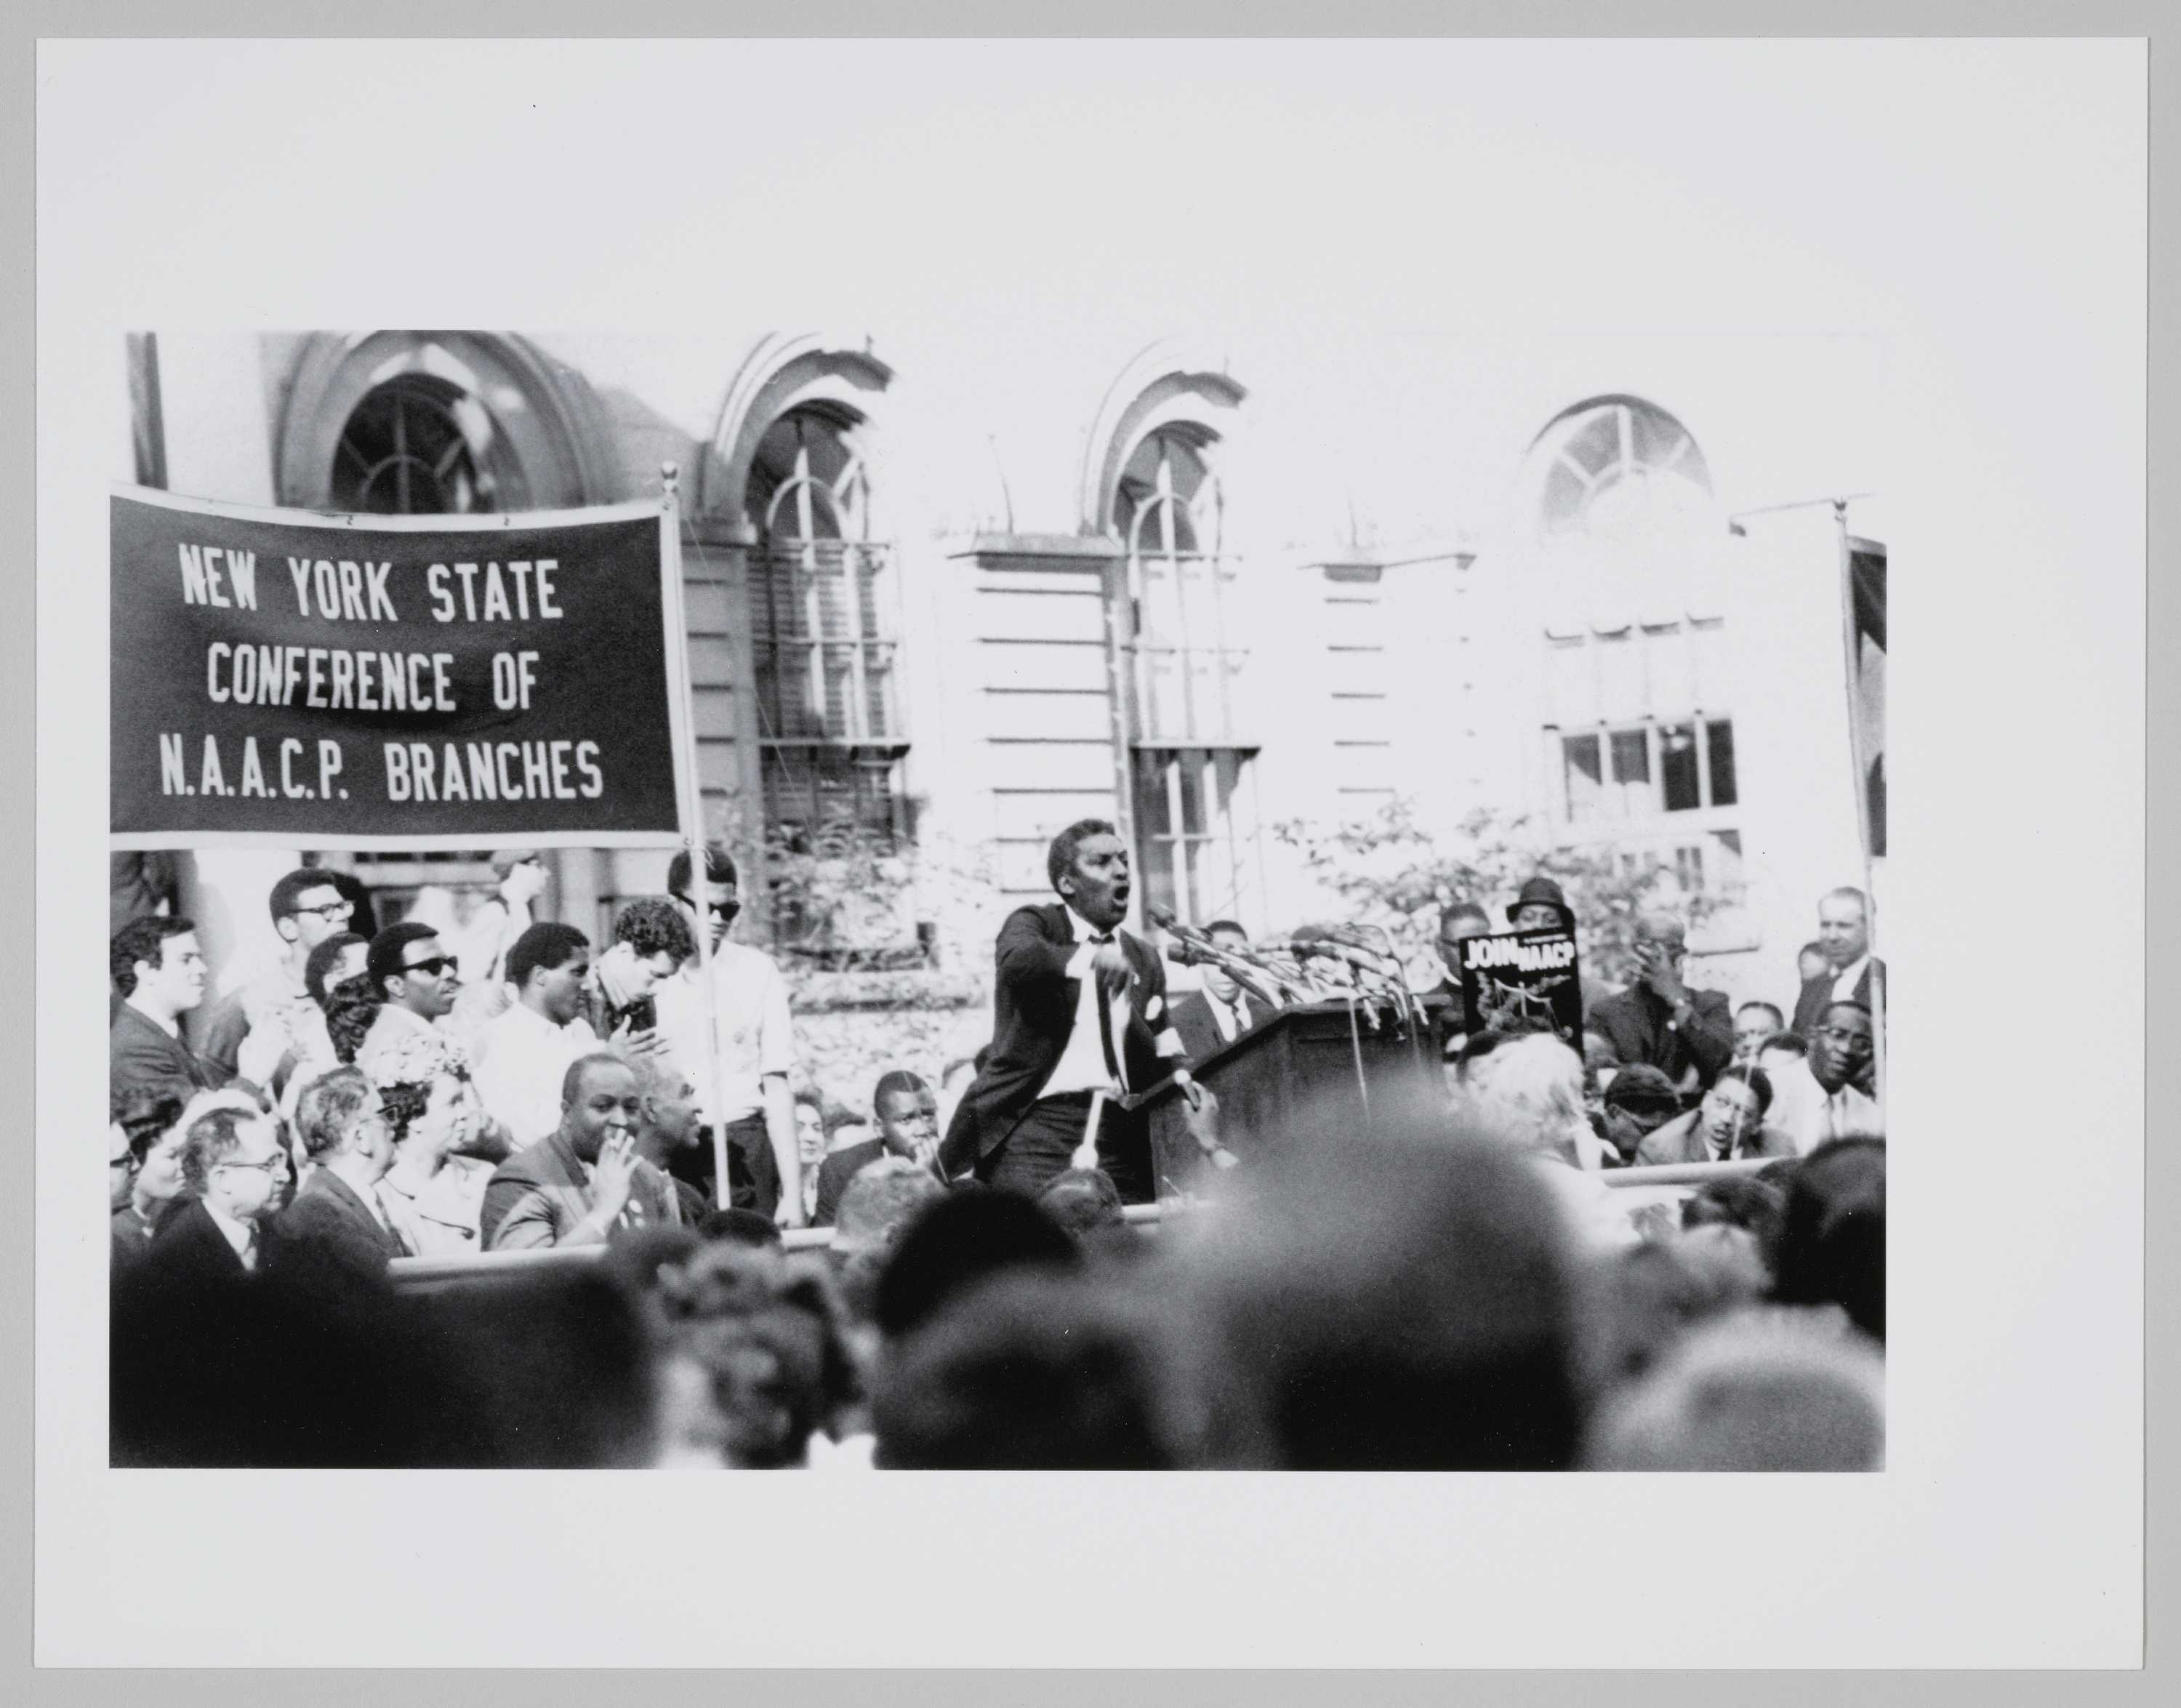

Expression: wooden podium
xmin=1132 ymin=996 xmax=1452 ymax=1201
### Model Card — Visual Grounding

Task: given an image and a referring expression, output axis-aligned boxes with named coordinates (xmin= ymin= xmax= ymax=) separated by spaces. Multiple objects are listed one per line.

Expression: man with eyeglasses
xmin=128 ymin=1105 xmax=290 ymax=1293
xmin=1778 ymin=999 xmax=1882 ymax=1148
xmin=354 ymin=922 xmax=514 ymax=1161
xmin=270 ymin=1067 xmax=410 ymax=1289
xmin=655 ymin=845 xmax=803 ymax=1227
xmin=198 ymin=869 xmax=357 ymax=1086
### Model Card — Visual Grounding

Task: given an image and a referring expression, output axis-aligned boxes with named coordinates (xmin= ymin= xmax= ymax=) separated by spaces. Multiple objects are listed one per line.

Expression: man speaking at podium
xmin=938 ymin=819 xmax=1194 ymax=1203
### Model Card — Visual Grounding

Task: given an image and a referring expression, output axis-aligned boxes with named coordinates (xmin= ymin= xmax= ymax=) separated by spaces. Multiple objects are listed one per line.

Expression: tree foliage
xmin=1272 ymin=799 xmax=1731 ymax=988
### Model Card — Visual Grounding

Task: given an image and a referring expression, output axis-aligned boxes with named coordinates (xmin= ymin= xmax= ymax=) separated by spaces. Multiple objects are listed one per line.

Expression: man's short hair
xmin=612 ymin=896 xmax=694 ymax=964
xmin=1823 ymin=998 xmax=1873 ymax=1026
xmin=1711 ymin=1063 xmax=1775 ymax=1119
xmin=1820 ymin=887 xmax=1870 ymax=917
xmin=1203 ymin=919 xmax=1248 ymax=940
xmin=1602 ymin=1063 xmax=1682 ymax=1113
xmin=110 ymin=916 xmax=195 ymax=998
xmin=294 ymin=1066 xmax=375 ymax=1161
xmin=837 ymin=1157 xmax=947 ymax=1254
xmin=268 ymin=867 xmax=334 ymax=925
xmin=1756 ymin=1029 xmax=1809 ymax=1059
xmin=666 ymin=843 xmax=738 ymax=895
xmin=1439 ymin=901 xmax=1490 ymax=933
xmin=561 ymin=1050 xmax=630 ymax=1110
xmin=1735 ymin=1001 xmax=1785 ymax=1030
xmin=178 ymin=1105 xmax=260 ymax=1196
xmin=1045 ymin=818 xmax=1117 ymax=892
xmin=366 ymin=922 xmax=441 ymax=994
xmin=489 ymin=848 xmax=541 ymax=878
xmin=304 ymin=932 xmax=369 ymax=1008
xmin=871 ymin=1067 xmax=928 ymax=1111
xmin=507 ymin=921 xmax=589 ymax=991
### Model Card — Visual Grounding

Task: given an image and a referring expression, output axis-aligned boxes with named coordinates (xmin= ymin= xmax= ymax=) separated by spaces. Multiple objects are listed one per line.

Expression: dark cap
xmin=1602 ymin=1063 xmax=1682 ymax=1113
xmin=1507 ymin=876 xmax=1575 ymax=930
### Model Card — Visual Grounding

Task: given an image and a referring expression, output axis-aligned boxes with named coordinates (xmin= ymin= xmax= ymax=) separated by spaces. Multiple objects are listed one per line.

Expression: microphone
xmin=1152 ymin=909 xmax=1310 ymax=1005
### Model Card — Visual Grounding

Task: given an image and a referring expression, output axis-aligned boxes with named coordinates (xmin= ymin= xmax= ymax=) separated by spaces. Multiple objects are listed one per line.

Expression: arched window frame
xmin=1084 ymin=345 xmax=1262 ymax=932
xmin=274 ymin=332 xmax=619 ymax=512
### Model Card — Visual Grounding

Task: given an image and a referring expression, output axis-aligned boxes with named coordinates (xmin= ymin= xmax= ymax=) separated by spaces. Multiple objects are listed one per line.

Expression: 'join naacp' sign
xmin=111 ymin=486 xmax=694 ymax=850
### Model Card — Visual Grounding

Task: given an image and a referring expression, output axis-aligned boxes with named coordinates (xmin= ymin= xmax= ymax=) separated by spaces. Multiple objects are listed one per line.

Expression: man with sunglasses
xmin=655 ymin=845 xmax=803 ymax=1227
xmin=352 ymin=921 xmax=513 ymax=1162
xmin=199 ymin=869 xmax=358 ymax=1085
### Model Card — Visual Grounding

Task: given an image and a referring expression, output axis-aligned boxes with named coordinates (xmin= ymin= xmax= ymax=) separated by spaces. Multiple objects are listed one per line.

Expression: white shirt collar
xmin=1062 ymin=902 xmax=1110 ymax=943
xmin=1830 ymin=954 xmax=1871 ymax=997
xmin=203 ymin=1199 xmax=259 ymax=1265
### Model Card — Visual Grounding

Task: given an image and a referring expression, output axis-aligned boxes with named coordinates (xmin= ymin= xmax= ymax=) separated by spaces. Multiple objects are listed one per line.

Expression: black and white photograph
xmin=33 ymin=29 xmax=2144 ymax=1672
xmin=100 ymin=321 xmax=1892 ymax=1475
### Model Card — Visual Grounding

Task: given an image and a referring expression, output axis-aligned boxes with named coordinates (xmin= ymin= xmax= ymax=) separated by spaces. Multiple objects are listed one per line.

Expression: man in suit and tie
xmin=1169 ymin=920 xmax=1271 ymax=1063
xmin=128 ymin=1104 xmax=289 ymax=1297
xmin=1792 ymin=887 xmax=1887 ymax=1044
xmin=271 ymin=1066 xmax=409 ymax=1289
xmin=1586 ymin=910 xmax=1736 ymax=1097
xmin=110 ymin=916 xmax=226 ymax=1103
xmin=939 ymin=819 xmax=1197 ymax=1204
xmin=481 ymin=1052 xmax=681 ymax=1249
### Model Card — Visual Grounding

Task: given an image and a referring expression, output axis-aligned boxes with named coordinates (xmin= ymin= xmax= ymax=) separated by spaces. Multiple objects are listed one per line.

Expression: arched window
xmin=329 ymin=374 xmax=524 ymax=515
xmin=1530 ymin=395 xmax=1745 ymax=934
xmin=1538 ymin=395 xmax=1714 ymax=539
xmin=744 ymin=405 xmax=904 ymax=849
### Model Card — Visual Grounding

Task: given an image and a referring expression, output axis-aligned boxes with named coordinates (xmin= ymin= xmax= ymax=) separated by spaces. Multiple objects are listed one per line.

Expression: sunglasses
xmin=672 ymin=893 xmax=741 ymax=921
xmin=401 ymin=955 xmax=460 ymax=978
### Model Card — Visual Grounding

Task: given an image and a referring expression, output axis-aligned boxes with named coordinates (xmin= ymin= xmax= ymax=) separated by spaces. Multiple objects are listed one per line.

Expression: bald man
xmin=1583 ymin=911 xmax=1735 ymax=1095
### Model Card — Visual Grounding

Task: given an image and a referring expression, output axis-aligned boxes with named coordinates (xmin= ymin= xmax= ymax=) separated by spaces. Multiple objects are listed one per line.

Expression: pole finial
xmin=660 ymin=460 xmax=681 ymax=497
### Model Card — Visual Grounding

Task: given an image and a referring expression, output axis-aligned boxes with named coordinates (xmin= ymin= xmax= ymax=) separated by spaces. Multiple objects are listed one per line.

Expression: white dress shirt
xmin=1830 ymin=954 xmax=1872 ymax=1004
xmin=473 ymin=1000 xmax=599 ymax=1148
xmin=1037 ymin=904 xmax=1133 ymax=1101
xmin=654 ymin=940 xmax=796 ymax=1126
xmin=204 ymin=1200 xmax=260 ymax=1270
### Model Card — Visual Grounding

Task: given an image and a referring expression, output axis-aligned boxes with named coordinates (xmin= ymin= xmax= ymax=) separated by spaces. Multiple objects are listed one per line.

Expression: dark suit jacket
xmin=1168 ymin=988 xmax=1265 ymax=1065
xmin=939 ymin=904 xmax=1181 ymax=1175
xmin=126 ymin=1196 xmax=265 ymax=1300
xmin=270 ymin=1167 xmax=408 ymax=1288
xmin=481 ymin=1129 xmax=680 ymax=1250
xmin=813 ymin=1137 xmax=885 ymax=1228
xmin=1587 ymin=982 xmax=1735 ymax=1092
xmin=1634 ymin=1108 xmax=1797 ymax=1166
xmin=1793 ymin=959 xmax=1888 ymax=1042
xmin=110 ymin=1004 xmax=226 ymax=1100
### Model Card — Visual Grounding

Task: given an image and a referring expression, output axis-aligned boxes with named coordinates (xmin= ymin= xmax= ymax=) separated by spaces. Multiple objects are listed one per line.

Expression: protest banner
xmin=109 ymin=486 xmax=694 ymax=850
xmin=1458 ymin=926 xmax=1585 ymax=1047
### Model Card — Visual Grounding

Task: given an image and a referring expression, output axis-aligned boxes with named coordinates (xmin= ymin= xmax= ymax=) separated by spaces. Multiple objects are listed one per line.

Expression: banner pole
xmin=1834 ymin=501 xmax=1886 ymax=1119
xmin=659 ymin=463 xmax=734 ymax=1212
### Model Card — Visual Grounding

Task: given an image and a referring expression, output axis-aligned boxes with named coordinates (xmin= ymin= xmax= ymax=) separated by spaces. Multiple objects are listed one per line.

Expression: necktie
xmin=1090 ymin=932 xmax=1125 ymax=1088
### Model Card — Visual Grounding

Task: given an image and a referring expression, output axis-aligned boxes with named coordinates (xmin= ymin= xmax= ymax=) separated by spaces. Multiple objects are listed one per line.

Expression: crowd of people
xmin=105 ymin=828 xmax=1886 ymax=1470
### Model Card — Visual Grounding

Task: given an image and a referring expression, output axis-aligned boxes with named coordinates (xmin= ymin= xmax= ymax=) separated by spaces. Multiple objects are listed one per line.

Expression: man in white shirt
xmin=1806 ymin=999 xmax=1883 ymax=1143
xmin=132 ymin=1105 xmax=289 ymax=1290
xmin=1791 ymin=887 xmax=1887 ymax=1044
xmin=473 ymin=922 xmax=601 ymax=1149
xmin=200 ymin=868 xmax=358 ymax=1084
xmin=657 ymin=845 xmax=803 ymax=1226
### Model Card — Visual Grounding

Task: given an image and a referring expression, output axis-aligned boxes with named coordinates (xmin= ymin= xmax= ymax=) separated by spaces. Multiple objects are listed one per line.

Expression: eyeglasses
xmin=217 ymin=1153 xmax=286 ymax=1177
xmin=1817 ymin=1026 xmax=1869 ymax=1049
xmin=288 ymin=899 xmax=355 ymax=922
xmin=109 ymin=1152 xmax=138 ymax=1170
xmin=672 ymin=893 xmax=741 ymax=921
xmin=401 ymin=955 xmax=459 ymax=978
